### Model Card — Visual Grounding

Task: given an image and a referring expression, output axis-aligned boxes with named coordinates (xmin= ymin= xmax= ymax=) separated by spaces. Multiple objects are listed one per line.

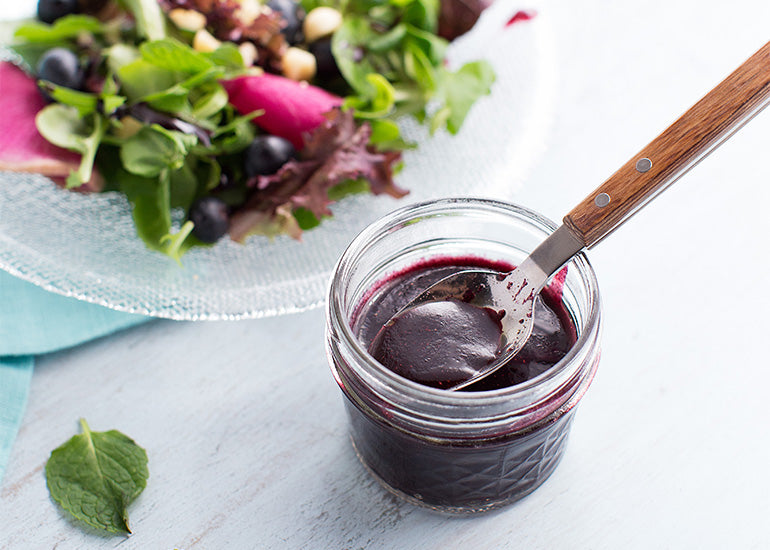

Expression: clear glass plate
xmin=0 ymin=2 xmax=557 ymax=320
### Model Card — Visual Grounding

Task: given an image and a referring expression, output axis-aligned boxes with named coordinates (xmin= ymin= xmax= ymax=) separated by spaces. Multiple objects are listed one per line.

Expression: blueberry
xmin=36 ymin=48 xmax=83 ymax=91
xmin=189 ymin=197 xmax=230 ymax=243
xmin=267 ymin=0 xmax=305 ymax=45
xmin=309 ymin=37 xmax=340 ymax=79
xmin=37 ymin=0 xmax=79 ymax=24
xmin=244 ymin=135 xmax=296 ymax=178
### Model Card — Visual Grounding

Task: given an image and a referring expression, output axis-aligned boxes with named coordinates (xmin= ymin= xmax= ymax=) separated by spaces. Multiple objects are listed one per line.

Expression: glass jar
xmin=325 ymin=198 xmax=602 ymax=514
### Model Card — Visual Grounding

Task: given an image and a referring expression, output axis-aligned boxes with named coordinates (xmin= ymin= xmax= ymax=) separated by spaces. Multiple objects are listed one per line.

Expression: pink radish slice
xmin=223 ymin=73 xmax=343 ymax=150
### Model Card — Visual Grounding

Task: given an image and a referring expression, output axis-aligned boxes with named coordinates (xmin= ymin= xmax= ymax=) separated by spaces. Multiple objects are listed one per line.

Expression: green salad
xmin=6 ymin=0 xmax=495 ymax=260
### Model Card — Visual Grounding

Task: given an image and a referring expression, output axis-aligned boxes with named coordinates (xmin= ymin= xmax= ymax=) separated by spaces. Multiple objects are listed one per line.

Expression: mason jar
xmin=325 ymin=198 xmax=602 ymax=513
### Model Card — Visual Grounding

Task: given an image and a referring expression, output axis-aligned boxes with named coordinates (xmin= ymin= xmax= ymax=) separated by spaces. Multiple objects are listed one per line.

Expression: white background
xmin=2 ymin=0 xmax=770 ymax=548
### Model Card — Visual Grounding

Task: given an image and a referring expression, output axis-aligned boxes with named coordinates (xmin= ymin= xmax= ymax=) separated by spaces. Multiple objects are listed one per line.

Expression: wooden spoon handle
xmin=563 ymin=41 xmax=770 ymax=248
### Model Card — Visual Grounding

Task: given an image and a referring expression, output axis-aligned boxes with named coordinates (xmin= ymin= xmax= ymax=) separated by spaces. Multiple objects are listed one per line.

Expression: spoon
xmin=376 ymin=40 xmax=770 ymax=390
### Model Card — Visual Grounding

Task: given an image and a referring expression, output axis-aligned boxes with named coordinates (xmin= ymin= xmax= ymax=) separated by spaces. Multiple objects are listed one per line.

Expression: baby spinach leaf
xmin=45 ymin=419 xmax=148 ymax=535
xmin=168 ymin=158 xmax=199 ymax=209
xmin=35 ymin=105 xmax=105 ymax=187
xmin=120 ymin=125 xmax=197 ymax=177
xmin=114 ymin=165 xmax=173 ymax=253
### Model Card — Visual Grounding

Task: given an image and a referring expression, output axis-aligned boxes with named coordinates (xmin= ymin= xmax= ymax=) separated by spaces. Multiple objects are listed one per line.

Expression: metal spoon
xmin=378 ymin=40 xmax=770 ymax=390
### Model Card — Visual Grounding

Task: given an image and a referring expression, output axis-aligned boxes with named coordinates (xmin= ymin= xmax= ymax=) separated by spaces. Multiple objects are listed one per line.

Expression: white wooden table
xmin=3 ymin=1 xmax=770 ymax=548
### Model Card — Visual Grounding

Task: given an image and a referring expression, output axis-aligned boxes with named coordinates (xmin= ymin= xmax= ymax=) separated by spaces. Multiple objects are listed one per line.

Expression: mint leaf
xmin=139 ymin=38 xmax=213 ymax=73
xmin=13 ymin=15 xmax=104 ymax=43
xmin=45 ymin=419 xmax=148 ymax=535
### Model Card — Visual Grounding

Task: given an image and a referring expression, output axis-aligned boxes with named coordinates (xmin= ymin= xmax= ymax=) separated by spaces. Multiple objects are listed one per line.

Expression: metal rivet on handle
xmin=636 ymin=157 xmax=652 ymax=172
xmin=594 ymin=192 xmax=611 ymax=208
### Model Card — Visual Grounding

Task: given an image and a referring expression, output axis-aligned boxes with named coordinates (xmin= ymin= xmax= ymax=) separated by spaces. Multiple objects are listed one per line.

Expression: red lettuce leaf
xmin=229 ymin=108 xmax=406 ymax=242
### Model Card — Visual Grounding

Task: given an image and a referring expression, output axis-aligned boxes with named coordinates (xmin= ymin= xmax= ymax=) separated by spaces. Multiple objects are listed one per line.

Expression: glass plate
xmin=0 ymin=2 xmax=557 ymax=320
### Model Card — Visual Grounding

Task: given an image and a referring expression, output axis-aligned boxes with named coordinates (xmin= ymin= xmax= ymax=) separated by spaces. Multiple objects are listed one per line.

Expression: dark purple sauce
xmin=343 ymin=256 xmax=581 ymax=510
xmin=354 ymin=256 xmax=576 ymax=391
xmin=369 ymin=298 xmax=504 ymax=389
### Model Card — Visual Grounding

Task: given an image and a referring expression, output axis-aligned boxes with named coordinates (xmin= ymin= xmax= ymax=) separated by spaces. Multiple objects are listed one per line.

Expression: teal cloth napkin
xmin=0 ymin=270 xmax=148 ymax=483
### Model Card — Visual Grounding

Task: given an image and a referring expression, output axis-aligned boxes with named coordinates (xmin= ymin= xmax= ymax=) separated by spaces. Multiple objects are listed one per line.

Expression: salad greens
xmin=8 ymin=0 xmax=495 ymax=260
xmin=45 ymin=418 xmax=149 ymax=535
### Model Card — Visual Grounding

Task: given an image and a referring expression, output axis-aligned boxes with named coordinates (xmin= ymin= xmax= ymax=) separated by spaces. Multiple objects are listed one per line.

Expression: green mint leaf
xmin=202 ymin=43 xmax=245 ymax=72
xmin=139 ymin=38 xmax=213 ymax=74
xmin=120 ymin=125 xmax=197 ymax=178
xmin=13 ymin=15 xmax=103 ymax=43
xmin=140 ymin=67 xmax=224 ymax=115
xmin=35 ymin=105 xmax=105 ymax=187
xmin=117 ymin=59 xmax=178 ymax=101
xmin=119 ymin=0 xmax=167 ymax=41
xmin=45 ymin=418 xmax=148 ymax=535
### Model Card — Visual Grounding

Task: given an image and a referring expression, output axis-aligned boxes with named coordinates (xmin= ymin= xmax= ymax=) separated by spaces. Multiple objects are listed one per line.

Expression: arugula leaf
xmin=13 ymin=15 xmax=103 ymax=43
xmin=45 ymin=419 xmax=148 ymax=535
xmin=35 ymin=104 xmax=106 ymax=187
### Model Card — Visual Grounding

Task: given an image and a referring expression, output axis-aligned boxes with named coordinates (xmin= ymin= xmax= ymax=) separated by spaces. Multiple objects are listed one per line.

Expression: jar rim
xmin=326 ymin=197 xmax=601 ymax=412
